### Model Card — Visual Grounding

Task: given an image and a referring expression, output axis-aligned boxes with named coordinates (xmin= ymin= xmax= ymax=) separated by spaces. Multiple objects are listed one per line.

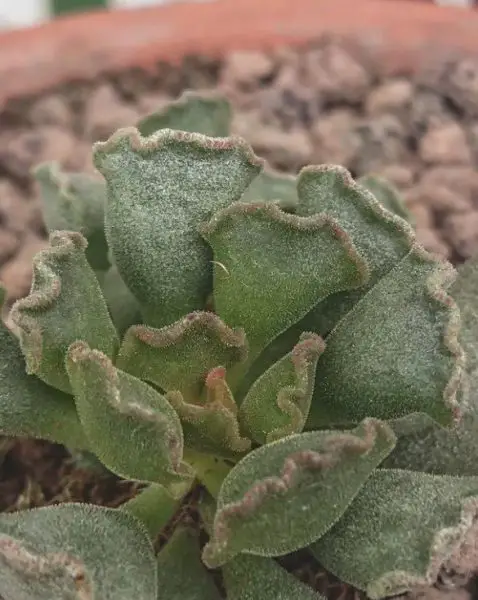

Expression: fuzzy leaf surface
xmin=138 ymin=91 xmax=231 ymax=138
xmin=94 ymin=129 xmax=262 ymax=328
xmin=0 ymin=503 xmax=157 ymax=600
xmin=202 ymin=419 xmax=396 ymax=567
xmin=10 ymin=231 xmax=118 ymax=393
xmin=202 ymin=201 xmax=367 ymax=366
xmin=35 ymin=162 xmax=109 ymax=271
xmin=167 ymin=366 xmax=251 ymax=459
xmin=308 ymin=246 xmax=462 ymax=427
xmin=66 ymin=342 xmax=191 ymax=487
xmin=239 ymin=333 xmax=325 ymax=444
xmin=223 ymin=554 xmax=325 ymax=600
xmin=358 ymin=174 xmax=415 ymax=226
xmin=156 ymin=527 xmax=221 ymax=600
xmin=101 ymin=265 xmax=142 ymax=336
xmin=311 ymin=469 xmax=478 ymax=599
xmin=118 ymin=312 xmax=247 ymax=402
xmin=241 ymin=169 xmax=298 ymax=211
xmin=0 ymin=287 xmax=87 ymax=449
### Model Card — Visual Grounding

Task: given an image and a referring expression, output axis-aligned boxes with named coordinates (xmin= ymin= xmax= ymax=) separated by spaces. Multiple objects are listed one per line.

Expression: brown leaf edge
xmin=0 ymin=534 xmax=93 ymax=598
xmin=120 ymin=311 xmax=248 ymax=371
xmin=368 ymin=496 xmax=478 ymax=599
xmin=92 ymin=127 xmax=265 ymax=179
xmin=67 ymin=341 xmax=192 ymax=483
xmin=202 ymin=418 xmax=394 ymax=568
xmin=167 ymin=366 xmax=251 ymax=456
xmin=9 ymin=231 xmax=87 ymax=376
xmin=300 ymin=165 xmax=465 ymax=422
xmin=200 ymin=200 xmax=370 ymax=293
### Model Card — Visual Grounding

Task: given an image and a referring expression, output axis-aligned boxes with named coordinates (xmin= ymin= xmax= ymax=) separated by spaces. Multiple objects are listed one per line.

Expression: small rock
xmin=84 ymin=83 xmax=140 ymax=141
xmin=220 ymin=51 xmax=275 ymax=88
xmin=375 ymin=164 xmax=416 ymax=189
xmin=0 ymin=230 xmax=21 ymax=264
xmin=137 ymin=92 xmax=172 ymax=118
xmin=446 ymin=57 xmax=478 ymax=117
xmin=29 ymin=94 xmax=73 ymax=128
xmin=365 ymin=79 xmax=413 ymax=116
xmin=0 ymin=235 xmax=48 ymax=301
xmin=311 ymin=109 xmax=361 ymax=169
xmin=409 ymin=90 xmax=455 ymax=137
xmin=419 ymin=122 xmax=472 ymax=165
xmin=420 ymin=167 xmax=478 ymax=202
xmin=0 ymin=127 xmax=78 ymax=179
xmin=0 ymin=180 xmax=30 ymax=234
xmin=405 ymin=183 xmax=470 ymax=214
xmin=444 ymin=211 xmax=478 ymax=259
xmin=304 ymin=42 xmax=372 ymax=104
xmin=415 ymin=226 xmax=450 ymax=258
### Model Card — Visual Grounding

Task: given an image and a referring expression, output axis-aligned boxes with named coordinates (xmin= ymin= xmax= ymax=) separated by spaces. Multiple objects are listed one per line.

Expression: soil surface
xmin=1 ymin=37 xmax=478 ymax=599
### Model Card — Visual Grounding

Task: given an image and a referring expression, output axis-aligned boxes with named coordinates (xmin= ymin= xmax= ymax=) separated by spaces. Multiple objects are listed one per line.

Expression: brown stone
xmin=84 ymin=83 xmax=140 ymax=141
xmin=419 ymin=122 xmax=472 ymax=166
xmin=311 ymin=109 xmax=361 ymax=168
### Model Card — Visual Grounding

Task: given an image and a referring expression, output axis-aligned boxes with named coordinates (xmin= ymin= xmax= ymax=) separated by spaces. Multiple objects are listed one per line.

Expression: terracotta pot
xmin=0 ymin=0 xmax=478 ymax=108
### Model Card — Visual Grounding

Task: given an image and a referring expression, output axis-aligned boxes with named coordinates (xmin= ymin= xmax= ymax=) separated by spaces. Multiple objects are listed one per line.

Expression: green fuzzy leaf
xmin=10 ymin=231 xmax=119 ymax=393
xmin=66 ymin=341 xmax=193 ymax=487
xmin=0 ymin=286 xmax=87 ymax=449
xmin=308 ymin=246 xmax=463 ymax=427
xmin=118 ymin=312 xmax=247 ymax=403
xmin=223 ymin=554 xmax=325 ymax=600
xmin=383 ymin=412 xmax=478 ymax=476
xmin=156 ymin=527 xmax=221 ymax=600
xmin=358 ymin=174 xmax=415 ymax=226
xmin=34 ymin=162 xmax=109 ymax=272
xmin=167 ymin=366 xmax=251 ymax=459
xmin=295 ymin=165 xmax=415 ymax=335
xmin=93 ymin=129 xmax=262 ymax=328
xmin=0 ymin=503 xmax=157 ymax=600
xmin=201 ymin=201 xmax=367 ymax=368
xmin=239 ymin=333 xmax=325 ymax=444
xmin=101 ymin=264 xmax=142 ymax=336
xmin=241 ymin=169 xmax=298 ymax=211
xmin=311 ymin=469 xmax=478 ymax=599
xmin=138 ymin=90 xmax=231 ymax=138
xmin=202 ymin=419 xmax=396 ymax=567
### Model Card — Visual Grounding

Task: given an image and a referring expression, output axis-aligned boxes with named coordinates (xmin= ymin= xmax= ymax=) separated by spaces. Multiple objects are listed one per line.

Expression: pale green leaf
xmin=223 ymin=554 xmax=325 ymax=600
xmin=156 ymin=527 xmax=221 ymax=600
xmin=0 ymin=286 xmax=87 ymax=449
xmin=239 ymin=333 xmax=325 ymax=444
xmin=101 ymin=264 xmax=142 ymax=336
xmin=117 ymin=311 xmax=247 ymax=403
xmin=34 ymin=162 xmax=109 ymax=271
xmin=202 ymin=419 xmax=396 ymax=567
xmin=311 ymin=469 xmax=478 ymax=599
xmin=93 ymin=128 xmax=262 ymax=328
xmin=241 ymin=169 xmax=298 ymax=211
xmin=138 ymin=90 xmax=231 ymax=138
xmin=9 ymin=231 xmax=119 ymax=393
xmin=0 ymin=503 xmax=157 ymax=600
xmin=201 ymin=201 xmax=367 ymax=369
xmin=66 ymin=341 xmax=193 ymax=487
xmin=308 ymin=246 xmax=463 ymax=427
xmin=358 ymin=174 xmax=415 ymax=226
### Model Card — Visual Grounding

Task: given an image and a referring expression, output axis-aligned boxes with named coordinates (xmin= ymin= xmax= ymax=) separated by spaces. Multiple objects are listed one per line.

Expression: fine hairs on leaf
xmin=0 ymin=90 xmax=476 ymax=600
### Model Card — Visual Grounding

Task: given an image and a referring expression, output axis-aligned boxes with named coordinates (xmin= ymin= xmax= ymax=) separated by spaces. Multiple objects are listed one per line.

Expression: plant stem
xmin=120 ymin=480 xmax=192 ymax=540
xmin=183 ymin=449 xmax=232 ymax=498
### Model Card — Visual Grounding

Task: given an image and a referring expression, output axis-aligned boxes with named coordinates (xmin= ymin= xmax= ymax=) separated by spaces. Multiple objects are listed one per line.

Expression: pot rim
xmin=0 ymin=0 xmax=477 ymax=107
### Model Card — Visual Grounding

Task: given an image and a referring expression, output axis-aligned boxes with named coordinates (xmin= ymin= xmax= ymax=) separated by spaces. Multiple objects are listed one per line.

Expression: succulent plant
xmin=1 ymin=91 xmax=478 ymax=600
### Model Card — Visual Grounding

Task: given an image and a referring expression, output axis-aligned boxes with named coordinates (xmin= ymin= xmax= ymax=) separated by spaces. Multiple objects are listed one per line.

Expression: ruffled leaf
xmin=308 ymin=246 xmax=463 ymax=427
xmin=66 ymin=341 xmax=192 ymax=487
xmin=138 ymin=90 xmax=231 ymax=138
xmin=34 ymin=162 xmax=109 ymax=271
xmin=156 ymin=527 xmax=222 ymax=600
xmin=117 ymin=312 xmax=247 ymax=403
xmin=0 ymin=503 xmax=157 ymax=600
xmin=311 ymin=469 xmax=478 ymax=599
xmin=93 ymin=128 xmax=262 ymax=328
xmin=201 ymin=201 xmax=367 ymax=368
xmin=358 ymin=174 xmax=415 ymax=226
xmin=0 ymin=286 xmax=87 ymax=449
xmin=223 ymin=554 xmax=324 ymax=600
xmin=202 ymin=419 xmax=396 ymax=567
xmin=10 ymin=231 xmax=119 ymax=393
xmin=167 ymin=365 xmax=251 ymax=459
xmin=239 ymin=333 xmax=325 ymax=444
xmin=241 ymin=168 xmax=298 ymax=212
